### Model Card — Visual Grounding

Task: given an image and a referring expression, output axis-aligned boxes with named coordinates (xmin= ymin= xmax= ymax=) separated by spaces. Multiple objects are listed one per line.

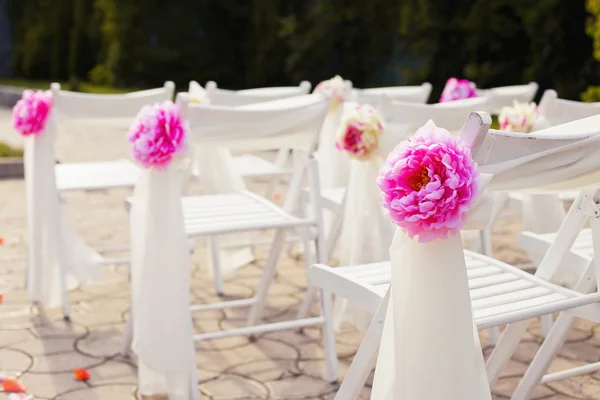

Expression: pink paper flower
xmin=377 ymin=121 xmax=479 ymax=242
xmin=439 ymin=78 xmax=477 ymax=103
xmin=128 ymin=101 xmax=187 ymax=169
xmin=335 ymin=104 xmax=384 ymax=160
xmin=12 ymin=90 xmax=53 ymax=136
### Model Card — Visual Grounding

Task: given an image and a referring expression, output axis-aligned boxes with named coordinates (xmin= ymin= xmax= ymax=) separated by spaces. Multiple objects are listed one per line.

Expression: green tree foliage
xmin=582 ymin=0 xmax=600 ymax=101
xmin=398 ymin=0 xmax=595 ymax=100
xmin=4 ymin=0 xmax=598 ymax=100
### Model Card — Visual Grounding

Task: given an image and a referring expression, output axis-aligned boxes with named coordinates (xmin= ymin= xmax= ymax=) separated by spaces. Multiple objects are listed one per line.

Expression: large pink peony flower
xmin=12 ymin=90 xmax=53 ymax=136
xmin=439 ymin=78 xmax=477 ymax=103
xmin=128 ymin=101 xmax=187 ymax=169
xmin=377 ymin=122 xmax=479 ymax=242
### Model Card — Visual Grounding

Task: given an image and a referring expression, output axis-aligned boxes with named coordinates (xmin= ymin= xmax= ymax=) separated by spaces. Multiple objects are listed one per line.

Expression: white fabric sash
xmin=130 ymin=161 xmax=199 ymax=400
xmin=371 ymin=230 xmax=491 ymax=400
xmin=317 ymin=105 xmax=349 ymax=189
xmin=333 ymin=157 xmax=394 ymax=331
xmin=193 ymin=143 xmax=255 ymax=276
xmin=25 ymin=120 xmax=101 ymax=307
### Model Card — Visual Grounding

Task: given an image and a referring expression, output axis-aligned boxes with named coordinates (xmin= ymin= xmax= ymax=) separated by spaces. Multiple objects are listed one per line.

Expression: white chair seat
xmin=310 ymin=250 xmax=579 ymax=327
xmin=508 ymin=191 xmax=580 ymax=203
xmin=56 ymin=159 xmax=141 ymax=192
xmin=232 ymin=154 xmax=290 ymax=178
xmin=126 ymin=191 xmax=308 ymax=237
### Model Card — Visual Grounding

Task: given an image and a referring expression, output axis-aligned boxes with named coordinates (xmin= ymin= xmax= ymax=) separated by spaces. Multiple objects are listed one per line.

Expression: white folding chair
xmin=30 ymin=83 xmax=174 ymax=318
xmin=52 ymin=82 xmax=174 ymax=194
xmin=476 ymin=82 xmax=538 ymax=114
xmin=500 ymin=91 xmax=600 ymax=276
xmin=351 ymin=82 xmax=432 ymax=105
xmin=122 ymin=94 xmax=340 ymax=383
xmin=309 ymin=112 xmax=600 ymax=399
xmin=320 ymin=95 xmax=494 ymax=264
xmin=191 ymin=80 xmax=312 ymax=197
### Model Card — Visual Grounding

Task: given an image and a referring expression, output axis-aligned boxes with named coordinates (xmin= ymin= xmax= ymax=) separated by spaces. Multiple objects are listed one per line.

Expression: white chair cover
xmin=25 ymin=117 xmax=102 ymax=307
xmin=129 ymin=94 xmax=328 ymax=399
xmin=371 ymin=113 xmax=600 ymax=399
xmin=130 ymin=159 xmax=199 ymax=400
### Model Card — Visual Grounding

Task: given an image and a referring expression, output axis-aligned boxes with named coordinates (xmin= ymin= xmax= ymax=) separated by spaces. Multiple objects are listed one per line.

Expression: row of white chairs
xmin=26 ymin=78 xmax=600 ymax=399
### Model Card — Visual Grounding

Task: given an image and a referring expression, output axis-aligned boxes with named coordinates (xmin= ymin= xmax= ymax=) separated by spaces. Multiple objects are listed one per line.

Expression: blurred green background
xmin=1 ymin=0 xmax=600 ymax=101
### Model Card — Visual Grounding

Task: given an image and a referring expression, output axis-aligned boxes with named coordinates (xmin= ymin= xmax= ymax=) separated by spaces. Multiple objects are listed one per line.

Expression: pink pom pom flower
xmin=128 ymin=101 xmax=187 ymax=169
xmin=377 ymin=121 xmax=479 ymax=243
xmin=12 ymin=90 xmax=53 ymax=136
xmin=439 ymin=78 xmax=477 ymax=103
xmin=335 ymin=104 xmax=384 ymax=160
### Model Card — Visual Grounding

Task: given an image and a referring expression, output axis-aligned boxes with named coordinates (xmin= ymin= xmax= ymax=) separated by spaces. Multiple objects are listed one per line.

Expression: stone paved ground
xmin=2 ymin=109 xmax=600 ymax=399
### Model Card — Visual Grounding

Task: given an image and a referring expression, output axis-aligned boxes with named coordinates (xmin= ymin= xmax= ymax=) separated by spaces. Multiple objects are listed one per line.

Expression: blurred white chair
xmin=309 ymin=112 xmax=600 ymax=400
xmin=190 ymin=80 xmax=312 ymax=197
xmin=53 ymin=82 xmax=174 ymax=193
xmin=351 ymin=82 xmax=432 ymax=105
xmin=25 ymin=82 xmax=174 ymax=319
xmin=122 ymin=93 xmax=340 ymax=393
xmin=476 ymin=82 xmax=538 ymax=114
xmin=505 ymin=91 xmax=600 ymax=267
xmin=320 ymin=95 xmax=494 ymax=263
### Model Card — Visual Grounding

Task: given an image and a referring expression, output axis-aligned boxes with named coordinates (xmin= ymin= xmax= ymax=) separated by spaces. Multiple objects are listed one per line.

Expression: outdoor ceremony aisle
xmin=0 ymin=107 xmax=598 ymax=398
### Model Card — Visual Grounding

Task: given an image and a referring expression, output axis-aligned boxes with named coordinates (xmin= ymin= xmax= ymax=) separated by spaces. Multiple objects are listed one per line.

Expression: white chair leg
xmin=189 ymin=340 xmax=200 ymax=400
xmin=320 ymin=288 xmax=339 ymax=383
xmin=489 ymin=326 xmax=500 ymax=346
xmin=246 ymin=229 xmax=287 ymax=326
xmin=301 ymin=226 xmax=314 ymax=275
xmin=209 ymin=236 xmax=224 ymax=295
xmin=325 ymin=205 xmax=344 ymax=263
xmin=540 ymin=314 xmax=553 ymax=337
xmin=121 ymin=311 xmax=134 ymax=357
xmin=334 ymin=290 xmax=390 ymax=400
xmin=264 ymin=149 xmax=290 ymax=199
xmin=511 ymin=313 xmax=575 ymax=400
xmin=486 ymin=320 xmax=531 ymax=386
xmin=296 ymin=285 xmax=317 ymax=320
xmin=296 ymin=235 xmax=327 ymax=320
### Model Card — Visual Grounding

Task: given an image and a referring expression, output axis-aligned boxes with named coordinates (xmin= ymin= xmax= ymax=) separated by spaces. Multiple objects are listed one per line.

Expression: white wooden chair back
xmin=476 ymin=82 xmax=538 ymax=113
xmin=478 ymin=114 xmax=600 ymax=192
xmin=202 ymin=80 xmax=311 ymax=106
xmin=50 ymin=82 xmax=174 ymax=125
xmin=377 ymin=95 xmax=493 ymax=157
xmin=178 ymin=93 xmax=330 ymax=153
xmin=352 ymin=82 xmax=432 ymax=105
xmin=537 ymin=89 xmax=600 ymax=127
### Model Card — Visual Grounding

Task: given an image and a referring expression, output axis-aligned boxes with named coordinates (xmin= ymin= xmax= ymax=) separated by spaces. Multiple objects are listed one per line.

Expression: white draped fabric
xmin=514 ymin=116 xmax=566 ymax=234
xmin=317 ymin=105 xmax=349 ymax=189
xmin=370 ymin=114 xmax=600 ymax=399
xmin=25 ymin=119 xmax=102 ymax=307
xmin=372 ymin=231 xmax=492 ymax=400
xmin=130 ymin=161 xmax=199 ymax=400
xmin=333 ymin=157 xmax=395 ymax=331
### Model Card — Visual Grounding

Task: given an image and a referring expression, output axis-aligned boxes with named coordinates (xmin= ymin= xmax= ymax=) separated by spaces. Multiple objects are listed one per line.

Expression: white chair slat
xmin=473 ymin=293 xmax=568 ymax=320
xmin=468 ymin=273 xmax=519 ymax=289
xmin=471 ymin=286 xmax=552 ymax=310
xmin=469 ymin=280 xmax=535 ymax=300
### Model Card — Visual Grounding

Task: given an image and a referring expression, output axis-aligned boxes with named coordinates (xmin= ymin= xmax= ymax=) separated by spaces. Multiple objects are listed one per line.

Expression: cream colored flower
xmin=498 ymin=101 xmax=538 ymax=133
xmin=335 ymin=104 xmax=385 ymax=160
